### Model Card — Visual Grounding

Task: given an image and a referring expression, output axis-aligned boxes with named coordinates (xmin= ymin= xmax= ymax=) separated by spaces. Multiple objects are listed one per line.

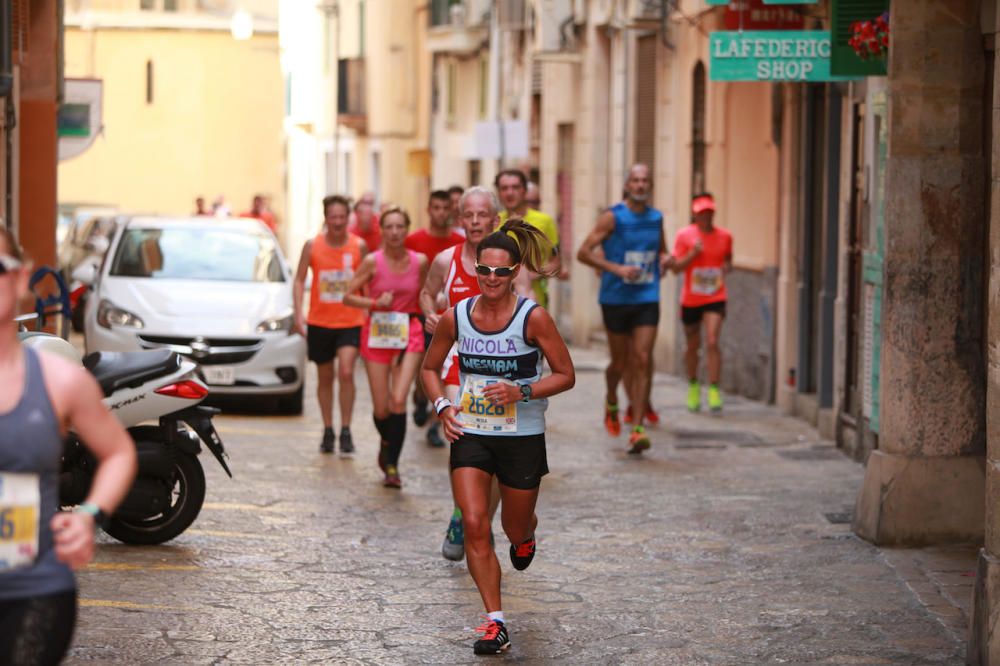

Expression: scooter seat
xmin=83 ymin=349 xmax=182 ymax=397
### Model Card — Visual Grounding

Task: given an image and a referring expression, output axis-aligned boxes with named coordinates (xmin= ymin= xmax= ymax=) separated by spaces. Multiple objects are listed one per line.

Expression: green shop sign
xmin=710 ymin=31 xmax=854 ymax=82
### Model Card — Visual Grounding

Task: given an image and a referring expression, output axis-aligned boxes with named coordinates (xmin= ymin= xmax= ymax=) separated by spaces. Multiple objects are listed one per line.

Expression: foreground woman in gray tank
xmin=0 ymin=227 xmax=136 ymax=665
xmin=421 ymin=218 xmax=575 ymax=656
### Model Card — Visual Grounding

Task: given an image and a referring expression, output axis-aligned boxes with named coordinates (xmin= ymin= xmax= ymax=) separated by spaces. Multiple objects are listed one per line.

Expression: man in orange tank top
xmin=293 ymin=195 xmax=369 ymax=454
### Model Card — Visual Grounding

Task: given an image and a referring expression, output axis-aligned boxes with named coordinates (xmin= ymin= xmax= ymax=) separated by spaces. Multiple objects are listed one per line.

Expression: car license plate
xmin=202 ymin=366 xmax=236 ymax=385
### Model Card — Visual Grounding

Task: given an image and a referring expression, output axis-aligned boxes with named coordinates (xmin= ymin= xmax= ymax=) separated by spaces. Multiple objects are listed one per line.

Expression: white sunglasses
xmin=0 ymin=255 xmax=23 ymax=275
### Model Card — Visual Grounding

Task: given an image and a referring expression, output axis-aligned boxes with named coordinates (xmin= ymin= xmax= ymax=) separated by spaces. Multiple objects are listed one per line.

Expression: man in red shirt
xmin=240 ymin=194 xmax=277 ymax=234
xmin=405 ymin=190 xmax=464 ymax=442
xmin=671 ymin=192 xmax=733 ymax=412
xmin=405 ymin=190 xmax=464 ymax=264
xmin=348 ymin=191 xmax=382 ymax=250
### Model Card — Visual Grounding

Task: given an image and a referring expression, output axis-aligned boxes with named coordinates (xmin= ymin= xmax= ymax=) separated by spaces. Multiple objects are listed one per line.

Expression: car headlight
xmin=97 ymin=299 xmax=145 ymax=329
xmin=256 ymin=312 xmax=294 ymax=334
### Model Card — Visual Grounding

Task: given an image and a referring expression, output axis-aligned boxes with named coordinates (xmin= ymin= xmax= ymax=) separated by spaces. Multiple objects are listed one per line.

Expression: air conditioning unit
xmin=626 ymin=0 xmax=662 ymax=27
xmin=497 ymin=0 xmax=528 ymax=31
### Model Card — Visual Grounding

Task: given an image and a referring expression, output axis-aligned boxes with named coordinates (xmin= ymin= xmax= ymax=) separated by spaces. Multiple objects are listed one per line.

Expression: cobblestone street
xmin=67 ymin=348 xmax=972 ymax=665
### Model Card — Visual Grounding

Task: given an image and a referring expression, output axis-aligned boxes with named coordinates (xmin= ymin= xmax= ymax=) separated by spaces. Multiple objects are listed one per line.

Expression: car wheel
xmin=277 ymin=384 xmax=304 ymax=415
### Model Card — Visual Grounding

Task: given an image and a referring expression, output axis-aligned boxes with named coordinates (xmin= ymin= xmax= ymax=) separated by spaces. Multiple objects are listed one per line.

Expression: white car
xmin=83 ymin=216 xmax=306 ymax=413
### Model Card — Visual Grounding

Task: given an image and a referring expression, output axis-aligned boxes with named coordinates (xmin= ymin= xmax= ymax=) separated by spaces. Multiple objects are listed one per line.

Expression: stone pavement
xmin=67 ymin=346 xmax=973 ymax=664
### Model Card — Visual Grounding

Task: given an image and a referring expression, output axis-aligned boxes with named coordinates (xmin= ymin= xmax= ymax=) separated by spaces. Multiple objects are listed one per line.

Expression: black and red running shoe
xmin=509 ymin=536 xmax=536 ymax=571
xmin=473 ymin=619 xmax=510 ymax=655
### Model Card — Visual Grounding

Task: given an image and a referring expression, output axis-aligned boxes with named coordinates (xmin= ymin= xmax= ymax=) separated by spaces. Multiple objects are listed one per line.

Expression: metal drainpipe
xmin=0 ymin=0 xmax=11 ymax=99
xmin=1 ymin=0 xmax=13 ymax=230
xmin=620 ymin=25 xmax=630 ymax=181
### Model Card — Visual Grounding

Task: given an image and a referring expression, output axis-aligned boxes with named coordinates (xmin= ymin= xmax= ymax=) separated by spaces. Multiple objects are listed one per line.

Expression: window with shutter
xmin=691 ymin=61 xmax=707 ymax=195
xmin=831 ymin=0 xmax=889 ymax=77
xmin=634 ymin=35 xmax=657 ymax=169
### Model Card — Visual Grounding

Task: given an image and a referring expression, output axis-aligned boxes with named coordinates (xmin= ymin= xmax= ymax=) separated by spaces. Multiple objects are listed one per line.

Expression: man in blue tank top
xmin=577 ymin=164 xmax=673 ymax=454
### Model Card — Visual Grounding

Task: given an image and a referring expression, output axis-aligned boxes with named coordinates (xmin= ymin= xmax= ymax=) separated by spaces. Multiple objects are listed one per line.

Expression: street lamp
xmin=230 ymin=8 xmax=254 ymax=40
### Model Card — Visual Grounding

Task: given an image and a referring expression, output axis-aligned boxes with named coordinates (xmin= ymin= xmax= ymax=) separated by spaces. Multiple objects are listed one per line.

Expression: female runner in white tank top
xmin=421 ymin=219 xmax=575 ymax=656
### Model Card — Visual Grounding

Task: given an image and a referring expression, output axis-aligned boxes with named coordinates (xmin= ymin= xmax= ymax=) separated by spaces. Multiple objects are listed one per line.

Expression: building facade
xmin=279 ymin=0 xmax=431 ymax=258
xmin=58 ymin=0 xmax=284 ymax=238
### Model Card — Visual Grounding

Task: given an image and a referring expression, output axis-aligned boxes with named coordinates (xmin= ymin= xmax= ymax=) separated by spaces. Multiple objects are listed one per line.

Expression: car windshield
xmin=109 ymin=226 xmax=285 ymax=282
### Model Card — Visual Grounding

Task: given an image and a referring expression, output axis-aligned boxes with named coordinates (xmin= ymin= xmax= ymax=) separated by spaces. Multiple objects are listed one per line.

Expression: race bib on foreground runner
xmin=623 ymin=251 xmax=656 ymax=285
xmin=318 ymin=269 xmax=352 ymax=303
xmin=691 ymin=267 xmax=723 ymax=295
xmin=369 ymin=311 xmax=409 ymax=349
xmin=0 ymin=472 xmax=40 ymax=572
xmin=458 ymin=377 xmax=518 ymax=433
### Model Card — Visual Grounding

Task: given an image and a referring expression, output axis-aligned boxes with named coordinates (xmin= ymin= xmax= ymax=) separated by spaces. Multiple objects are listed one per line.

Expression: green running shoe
xmin=708 ymin=384 xmax=723 ymax=412
xmin=686 ymin=381 xmax=701 ymax=412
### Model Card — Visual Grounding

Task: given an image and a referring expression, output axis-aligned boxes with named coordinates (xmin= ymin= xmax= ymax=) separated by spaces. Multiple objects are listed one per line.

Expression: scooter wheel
xmin=103 ymin=453 xmax=206 ymax=545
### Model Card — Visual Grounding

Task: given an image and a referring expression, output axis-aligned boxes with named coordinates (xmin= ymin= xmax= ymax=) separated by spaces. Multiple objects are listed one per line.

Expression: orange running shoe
xmin=628 ymin=426 xmax=651 ymax=454
xmin=624 ymin=406 xmax=660 ymax=425
xmin=604 ymin=403 xmax=621 ymax=437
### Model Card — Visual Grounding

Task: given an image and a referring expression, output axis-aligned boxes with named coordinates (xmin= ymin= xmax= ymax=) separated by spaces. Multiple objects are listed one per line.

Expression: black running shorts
xmin=0 ymin=590 xmax=77 ymax=665
xmin=600 ymin=302 xmax=660 ymax=334
xmin=450 ymin=432 xmax=549 ymax=490
xmin=680 ymin=301 xmax=727 ymax=327
xmin=307 ymin=325 xmax=361 ymax=364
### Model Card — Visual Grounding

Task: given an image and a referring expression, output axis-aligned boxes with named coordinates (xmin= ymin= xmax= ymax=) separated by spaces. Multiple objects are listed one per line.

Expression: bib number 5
xmin=0 ymin=472 xmax=40 ymax=572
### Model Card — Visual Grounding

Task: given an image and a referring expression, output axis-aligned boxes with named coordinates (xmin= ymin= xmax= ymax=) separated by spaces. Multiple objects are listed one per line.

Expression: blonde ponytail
xmin=478 ymin=218 xmax=556 ymax=277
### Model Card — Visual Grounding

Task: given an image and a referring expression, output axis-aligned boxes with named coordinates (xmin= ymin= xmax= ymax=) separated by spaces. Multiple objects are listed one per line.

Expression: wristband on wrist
xmin=434 ymin=397 xmax=452 ymax=415
xmin=75 ymin=502 xmax=107 ymax=527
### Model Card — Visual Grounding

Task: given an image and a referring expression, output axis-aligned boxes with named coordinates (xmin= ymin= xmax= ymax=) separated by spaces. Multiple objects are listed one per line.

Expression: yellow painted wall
xmin=59 ymin=28 xmax=284 ymax=225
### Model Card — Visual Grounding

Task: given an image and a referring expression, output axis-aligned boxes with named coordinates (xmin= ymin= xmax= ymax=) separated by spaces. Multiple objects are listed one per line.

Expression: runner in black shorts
xmin=0 ymin=228 xmax=137 ymax=665
xmin=680 ymin=301 xmax=727 ymax=327
xmin=307 ymin=325 xmax=361 ymax=364
xmin=421 ymin=219 xmax=574 ymax=656
xmin=601 ymin=302 xmax=661 ymax=334
xmin=671 ymin=193 xmax=733 ymax=412
xmin=577 ymin=164 xmax=673 ymax=453
xmin=293 ymin=195 xmax=369 ymax=454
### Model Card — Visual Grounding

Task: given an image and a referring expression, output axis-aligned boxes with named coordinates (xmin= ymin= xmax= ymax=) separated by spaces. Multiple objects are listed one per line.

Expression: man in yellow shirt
xmin=495 ymin=169 xmax=566 ymax=308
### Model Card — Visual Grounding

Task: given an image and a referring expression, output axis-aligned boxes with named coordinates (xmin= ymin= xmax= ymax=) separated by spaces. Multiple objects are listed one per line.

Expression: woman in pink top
xmin=344 ymin=208 xmax=429 ymax=487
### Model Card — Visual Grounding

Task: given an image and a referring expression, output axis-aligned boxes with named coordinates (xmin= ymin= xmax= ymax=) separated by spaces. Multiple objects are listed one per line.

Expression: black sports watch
xmin=75 ymin=502 xmax=107 ymax=528
xmin=520 ymin=384 xmax=533 ymax=403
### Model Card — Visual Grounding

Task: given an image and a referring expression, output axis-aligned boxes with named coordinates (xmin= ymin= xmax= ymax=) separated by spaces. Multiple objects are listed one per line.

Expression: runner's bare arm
xmin=292 ymin=240 xmax=313 ymax=335
xmin=343 ymin=255 xmax=387 ymax=310
xmin=724 ymin=237 xmax=733 ymax=273
xmin=484 ymin=306 xmax=575 ymax=407
xmin=524 ymin=307 xmax=574 ymax=398
xmin=43 ymin=355 xmax=137 ymax=569
xmin=670 ymin=236 xmax=703 ymax=273
xmin=417 ymin=254 xmax=430 ymax=290
xmin=658 ymin=223 xmax=675 ymax=276
xmin=576 ymin=210 xmax=639 ymax=280
xmin=514 ymin=266 xmax=533 ymax=298
xmin=419 ymin=249 xmax=451 ymax=332
xmin=420 ymin=309 xmax=462 ymax=442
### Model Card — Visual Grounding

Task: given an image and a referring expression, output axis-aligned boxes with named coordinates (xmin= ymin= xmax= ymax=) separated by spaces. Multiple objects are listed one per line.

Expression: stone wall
xmin=672 ymin=266 xmax=777 ymax=403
